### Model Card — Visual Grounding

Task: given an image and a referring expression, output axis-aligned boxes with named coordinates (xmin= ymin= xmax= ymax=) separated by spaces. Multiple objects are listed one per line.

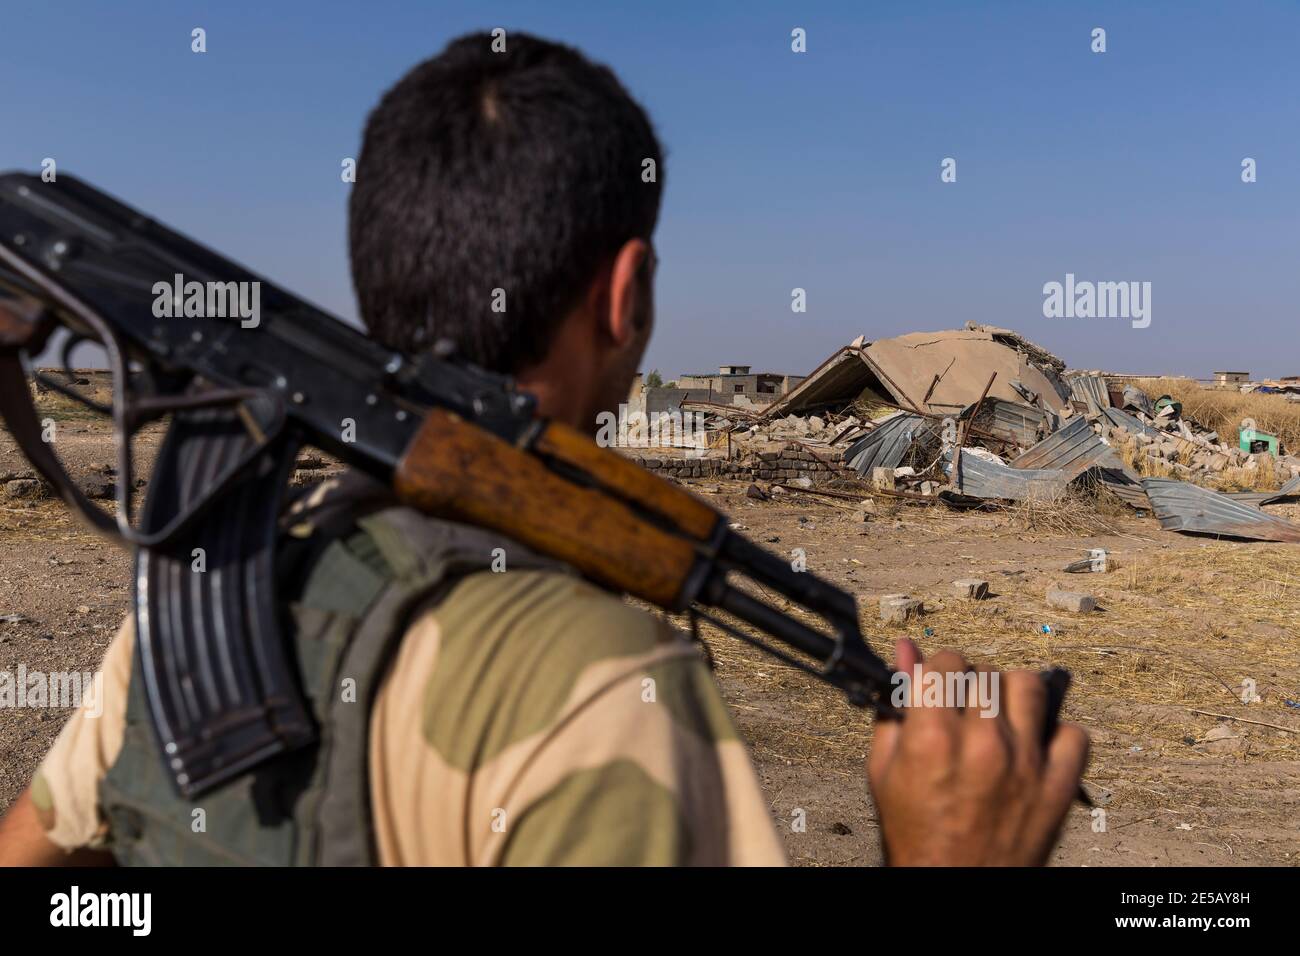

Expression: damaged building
xmin=620 ymin=322 xmax=1300 ymax=543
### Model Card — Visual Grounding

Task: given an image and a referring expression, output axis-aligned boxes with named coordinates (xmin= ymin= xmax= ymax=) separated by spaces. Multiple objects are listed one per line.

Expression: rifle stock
xmin=395 ymin=409 xmax=716 ymax=611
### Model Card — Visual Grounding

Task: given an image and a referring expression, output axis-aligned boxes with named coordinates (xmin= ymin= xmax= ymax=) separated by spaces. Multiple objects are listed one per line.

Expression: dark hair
xmin=348 ymin=31 xmax=664 ymax=373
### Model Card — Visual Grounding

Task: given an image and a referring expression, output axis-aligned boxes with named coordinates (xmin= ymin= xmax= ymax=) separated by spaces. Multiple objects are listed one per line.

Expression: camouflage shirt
xmin=34 ymin=570 xmax=786 ymax=865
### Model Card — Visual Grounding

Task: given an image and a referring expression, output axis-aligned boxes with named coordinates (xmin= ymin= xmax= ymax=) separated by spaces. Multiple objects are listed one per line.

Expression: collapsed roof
xmin=761 ymin=323 xmax=1072 ymax=420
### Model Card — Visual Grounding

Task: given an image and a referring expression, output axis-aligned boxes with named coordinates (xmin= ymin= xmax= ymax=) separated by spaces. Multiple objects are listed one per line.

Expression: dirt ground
xmin=2 ymin=409 xmax=1298 ymax=866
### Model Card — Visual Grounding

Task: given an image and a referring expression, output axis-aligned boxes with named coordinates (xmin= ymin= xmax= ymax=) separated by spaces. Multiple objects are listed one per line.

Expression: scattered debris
xmin=618 ymin=324 xmax=1300 ymax=543
xmin=1189 ymin=709 xmax=1299 ymax=734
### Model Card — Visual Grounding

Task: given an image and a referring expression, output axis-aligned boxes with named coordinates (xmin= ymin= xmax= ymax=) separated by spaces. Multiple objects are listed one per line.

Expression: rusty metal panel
xmin=759 ymin=348 xmax=885 ymax=418
xmin=1011 ymin=416 xmax=1122 ymax=480
xmin=1141 ymin=478 xmax=1300 ymax=542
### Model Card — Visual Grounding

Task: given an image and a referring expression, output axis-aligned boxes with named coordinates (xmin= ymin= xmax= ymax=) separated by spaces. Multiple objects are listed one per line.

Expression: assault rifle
xmin=0 ymin=173 xmax=1074 ymax=798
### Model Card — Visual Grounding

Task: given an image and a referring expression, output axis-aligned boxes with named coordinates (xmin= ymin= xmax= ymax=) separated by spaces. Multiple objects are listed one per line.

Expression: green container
xmin=1240 ymin=428 xmax=1279 ymax=456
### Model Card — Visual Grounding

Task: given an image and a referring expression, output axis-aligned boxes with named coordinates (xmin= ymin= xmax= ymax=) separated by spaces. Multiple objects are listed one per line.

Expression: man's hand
xmin=867 ymin=640 xmax=1089 ymax=866
xmin=0 ymin=789 xmax=114 ymax=867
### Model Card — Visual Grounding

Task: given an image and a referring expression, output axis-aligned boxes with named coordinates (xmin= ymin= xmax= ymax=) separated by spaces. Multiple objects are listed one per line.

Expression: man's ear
xmin=603 ymin=238 xmax=652 ymax=347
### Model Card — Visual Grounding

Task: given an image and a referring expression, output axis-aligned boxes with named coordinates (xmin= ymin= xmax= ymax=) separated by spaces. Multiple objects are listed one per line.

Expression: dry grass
xmin=32 ymin=388 xmax=106 ymax=423
xmin=901 ymin=544 xmax=1300 ymax=766
xmin=1006 ymin=489 xmax=1122 ymax=537
xmin=691 ymin=534 xmax=1300 ymax=787
xmin=1211 ymin=463 xmax=1282 ymax=493
xmin=1140 ymin=377 xmax=1300 ymax=451
xmin=1091 ymin=482 xmax=1135 ymax=519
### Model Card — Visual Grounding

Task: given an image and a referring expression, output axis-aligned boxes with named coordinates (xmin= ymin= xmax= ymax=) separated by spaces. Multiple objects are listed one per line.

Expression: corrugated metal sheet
xmin=1011 ymin=416 xmax=1122 ymax=480
xmin=1226 ymin=490 xmax=1279 ymax=507
xmin=1260 ymin=473 xmax=1300 ymax=506
xmin=1101 ymin=406 xmax=1164 ymax=440
xmin=1141 ymin=478 xmax=1300 ymax=542
xmin=1098 ymin=473 xmax=1152 ymax=510
xmin=1066 ymin=373 xmax=1111 ymax=414
xmin=948 ymin=449 xmax=1069 ymax=500
xmin=964 ymin=398 xmax=1048 ymax=448
xmin=842 ymin=412 xmax=928 ymax=474
xmin=1232 ymin=475 xmax=1300 ymax=507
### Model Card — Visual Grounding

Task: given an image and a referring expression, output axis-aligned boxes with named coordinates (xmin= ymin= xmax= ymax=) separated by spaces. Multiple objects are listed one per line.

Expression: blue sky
xmin=2 ymin=1 xmax=1297 ymax=378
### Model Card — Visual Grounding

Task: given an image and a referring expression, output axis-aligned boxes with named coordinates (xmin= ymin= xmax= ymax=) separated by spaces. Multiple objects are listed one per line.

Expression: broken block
xmin=880 ymin=596 xmax=922 ymax=624
xmin=952 ymin=579 xmax=989 ymax=600
xmin=1046 ymin=589 xmax=1097 ymax=613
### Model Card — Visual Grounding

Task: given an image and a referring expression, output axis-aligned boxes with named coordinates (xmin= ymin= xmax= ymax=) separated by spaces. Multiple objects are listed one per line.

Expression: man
xmin=0 ymin=31 xmax=1086 ymax=866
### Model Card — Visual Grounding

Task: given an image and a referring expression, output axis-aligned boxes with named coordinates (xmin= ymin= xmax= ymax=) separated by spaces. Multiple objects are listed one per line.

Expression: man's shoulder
xmin=390 ymin=568 xmax=715 ymax=772
xmin=438 ymin=567 xmax=675 ymax=661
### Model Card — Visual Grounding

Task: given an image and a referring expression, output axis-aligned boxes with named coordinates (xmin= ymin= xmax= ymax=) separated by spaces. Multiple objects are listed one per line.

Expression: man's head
xmin=349 ymin=31 xmax=663 ymax=430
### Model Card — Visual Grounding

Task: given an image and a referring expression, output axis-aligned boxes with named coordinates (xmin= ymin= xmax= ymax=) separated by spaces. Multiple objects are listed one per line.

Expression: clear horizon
xmin=2 ymin=1 xmax=1297 ymax=380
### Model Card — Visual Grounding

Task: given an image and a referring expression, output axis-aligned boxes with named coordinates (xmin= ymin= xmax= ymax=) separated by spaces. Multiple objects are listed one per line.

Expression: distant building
xmin=676 ymin=365 xmax=806 ymax=399
xmin=1212 ymin=371 xmax=1250 ymax=389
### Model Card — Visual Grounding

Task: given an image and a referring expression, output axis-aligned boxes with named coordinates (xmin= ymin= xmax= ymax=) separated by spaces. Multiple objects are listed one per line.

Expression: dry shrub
xmin=1091 ymin=483 xmax=1132 ymax=519
xmin=1210 ymin=462 xmax=1281 ymax=493
xmin=1006 ymin=489 xmax=1120 ymax=536
xmin=1117 ymin=434 xmax=1141 ymax=471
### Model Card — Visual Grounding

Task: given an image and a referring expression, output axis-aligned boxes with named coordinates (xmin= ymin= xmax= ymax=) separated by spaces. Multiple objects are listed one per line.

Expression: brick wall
xmin=623 ymin=443 xmax=856 ymax=482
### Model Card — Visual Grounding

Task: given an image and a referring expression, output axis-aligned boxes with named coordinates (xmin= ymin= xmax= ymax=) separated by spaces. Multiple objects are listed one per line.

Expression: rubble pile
xmin=648 ymin=323 xmax=1300 ymax=542
xmin=1100 ymin=404 xmax=1300 ymax=484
